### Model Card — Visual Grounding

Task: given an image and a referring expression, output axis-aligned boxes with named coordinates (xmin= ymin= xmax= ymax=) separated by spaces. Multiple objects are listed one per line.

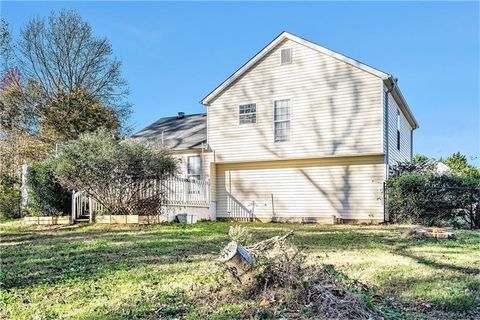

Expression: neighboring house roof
xmin=131 ymin=113 xmax=207 ymax=150
xmin=428 ymin=160 xmax=453 ymax=175
xmin=201 ymin=31 xmax=419 ymax=129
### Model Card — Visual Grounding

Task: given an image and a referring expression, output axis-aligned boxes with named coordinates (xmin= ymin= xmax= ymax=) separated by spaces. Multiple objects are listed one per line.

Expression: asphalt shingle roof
xmin=131 ymin=113 xmax=207 ymax=150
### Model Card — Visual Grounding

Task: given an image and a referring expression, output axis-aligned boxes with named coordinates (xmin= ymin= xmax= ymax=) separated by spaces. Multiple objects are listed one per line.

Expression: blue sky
xmin=2 ymin=1 xmax=479 ymax=163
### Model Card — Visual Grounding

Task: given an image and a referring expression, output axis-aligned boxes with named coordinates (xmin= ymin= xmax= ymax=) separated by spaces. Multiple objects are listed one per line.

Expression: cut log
xmin=403 ymin=228 xmax=457 ymax=240
xmin=219 ymin=241 xmax=253 ymax=273
xmin=433 ymin=232 xmax=457 ymax=240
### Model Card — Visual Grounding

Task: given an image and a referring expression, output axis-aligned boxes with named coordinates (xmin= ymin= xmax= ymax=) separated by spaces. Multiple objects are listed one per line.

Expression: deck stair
xmin=71 ymin=191 xmax=95 ymax=224
xmin=75 ymin=215 xmax=91 ymax=223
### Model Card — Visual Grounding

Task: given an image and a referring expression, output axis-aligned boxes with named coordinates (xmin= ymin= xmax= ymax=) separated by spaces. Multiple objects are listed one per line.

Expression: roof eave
xmin=384 ymin=76 xmax=419 ymax=130
xmin=201 ymin=31 xmax=289 ymax=105
xmin=200 ymin=32 xmax=418 ymax=131
xmin=201 ymin=31 xmax=390 ymax=106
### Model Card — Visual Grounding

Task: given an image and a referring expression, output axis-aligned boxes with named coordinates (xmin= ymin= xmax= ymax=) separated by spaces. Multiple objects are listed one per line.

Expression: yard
xmin=0 ymin=221 xmax=478 ymax=319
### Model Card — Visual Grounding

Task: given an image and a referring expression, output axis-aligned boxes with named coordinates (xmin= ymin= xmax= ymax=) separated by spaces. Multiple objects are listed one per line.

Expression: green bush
xmin=454 ymin=177 xmax=480 ymax=229
xmin=387 ymin=173 xmax=480 ymax=229
xmin=0 ymin=171 xmax=22 ymax=219
xmin=54 ymin=130 xmax=177 ymax=215
xmin=26 ymin=159 xmax=71 ymax=216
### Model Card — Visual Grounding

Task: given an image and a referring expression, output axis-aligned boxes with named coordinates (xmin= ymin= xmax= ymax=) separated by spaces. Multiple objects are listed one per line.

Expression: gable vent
xmin=281 ymin=48 xmax=292 ymax=65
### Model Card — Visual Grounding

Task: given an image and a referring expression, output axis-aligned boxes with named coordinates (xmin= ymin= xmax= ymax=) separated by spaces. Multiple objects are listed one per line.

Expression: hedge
xmin=0 ymin=171 xmax=23 ymax=219
xmin=387 ymin=173 xmax=480 ymax=229
xmin=26 ymin=159 xmax=71 ymax=216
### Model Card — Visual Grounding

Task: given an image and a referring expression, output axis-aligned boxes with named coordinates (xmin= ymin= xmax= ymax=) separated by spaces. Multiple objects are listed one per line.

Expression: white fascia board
xmin=201 ymin=32 xmax=288 ymax=105
xmin=392 ymin=83 xmax=419 ymax=129
xmin=284 ymin=32 xmax=389 ymax=80
xmin=201 ymin=32 xmax=390 ymax=105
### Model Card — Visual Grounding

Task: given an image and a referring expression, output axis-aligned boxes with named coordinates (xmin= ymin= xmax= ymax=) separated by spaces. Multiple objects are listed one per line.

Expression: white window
xmin=274 ymin=99 xmax=291 ymax=142
xmin=281 ymin=48 xmax=292 ymax=65
xmin=187 ymin=156 xmax=201 ymax=180
xmin=239 ymin=103 xmax=256 ymax=124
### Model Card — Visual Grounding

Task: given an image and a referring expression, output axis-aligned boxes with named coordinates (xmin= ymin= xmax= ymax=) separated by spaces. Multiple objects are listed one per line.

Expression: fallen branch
xmin=403 ymin=228 xmax=457 ymax=240
xmin=204 ymin=227 xmax=383 ymax=319
xmin=248 ymin=229 xmax=294 ymax=252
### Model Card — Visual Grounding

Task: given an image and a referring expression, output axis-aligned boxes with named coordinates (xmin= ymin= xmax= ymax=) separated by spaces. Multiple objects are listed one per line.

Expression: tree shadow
xmin=392 ymin=242 xmax=480 ymax=275
xmin=0 ymin=223 xmax=229 ymax=290
xmin=208 ymin=38 xmax=385 ymax=221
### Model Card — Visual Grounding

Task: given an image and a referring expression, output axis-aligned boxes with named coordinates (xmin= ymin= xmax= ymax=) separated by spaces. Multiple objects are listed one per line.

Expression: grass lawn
xmin=0 ymin=220 xmax=479 ymax=319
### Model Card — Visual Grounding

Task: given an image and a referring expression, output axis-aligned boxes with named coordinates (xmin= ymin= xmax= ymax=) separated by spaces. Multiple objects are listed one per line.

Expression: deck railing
xmin=72 ymin=178 xmax=210 ymax=221
xmin=226 ymin=193 xmax=254 ymax=221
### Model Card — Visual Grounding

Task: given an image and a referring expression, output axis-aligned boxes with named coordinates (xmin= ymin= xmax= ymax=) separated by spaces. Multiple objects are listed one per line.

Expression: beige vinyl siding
xmin=384 ymin=90 xmax=413 ymax=167
xmin=216 ymin=155 xmax=384 ymax=220
xmin=207 ymin=39 xmax=384 ymax=163
xmin=173 ymin=151 xmax=212 ymax=179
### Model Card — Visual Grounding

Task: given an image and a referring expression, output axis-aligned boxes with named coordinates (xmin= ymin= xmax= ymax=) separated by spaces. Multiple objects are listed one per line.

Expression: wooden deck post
xmin=71 ymin=191 xmax=75 ymax=223
xmin=89 ymin=196 xmax=93 ymax=223
xmin=184 ymin=178 xmax=187 ymax=204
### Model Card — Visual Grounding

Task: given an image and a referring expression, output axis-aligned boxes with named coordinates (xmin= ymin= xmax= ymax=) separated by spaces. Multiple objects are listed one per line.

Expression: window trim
xmin=280 ymin=48 xmax=293 ymax=65
xmin=187 ymin=155 xmax=202 ymax=180
xmin=272 ymin=97 xmax=292 ymax=143
xmin=238 ymin=103 xmax=257 ymax=125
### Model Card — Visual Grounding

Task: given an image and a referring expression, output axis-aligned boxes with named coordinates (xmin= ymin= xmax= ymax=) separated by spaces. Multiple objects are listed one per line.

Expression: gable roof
xmin=201 ymin=31 xmax=418 ymax=129
xmin=131 ymin=113 xmax=207 ymax=150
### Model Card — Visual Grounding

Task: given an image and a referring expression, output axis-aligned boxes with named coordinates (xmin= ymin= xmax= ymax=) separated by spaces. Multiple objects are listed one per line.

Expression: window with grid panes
xmin=187 ymin=156 xmax=201 ymax=180
xmin=274 ymin=99 xmax=290 ymax=142
xmin=239 ymin=104 xmax=256 ymax=124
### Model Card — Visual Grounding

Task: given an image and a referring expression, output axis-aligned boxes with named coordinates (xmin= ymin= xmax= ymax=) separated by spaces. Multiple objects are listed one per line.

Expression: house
xmin=428 ymin=160 xmax=453 ymax=176
xmin=131 ymin=112 xmax=209 ymax=179
xmin=132 ymin=32 xmax=419 ymax=224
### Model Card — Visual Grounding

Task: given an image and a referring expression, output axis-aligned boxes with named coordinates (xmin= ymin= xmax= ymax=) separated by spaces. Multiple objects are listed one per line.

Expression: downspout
xmin=384 ymin=77 xmax=397 ymax=176
xmin=384 ymin=77 xmax=397 ymax=223
xmin=201 ymin=142 xmax=204 ymax=179
xmin=410 ymin=129 xmax=413 ymax=162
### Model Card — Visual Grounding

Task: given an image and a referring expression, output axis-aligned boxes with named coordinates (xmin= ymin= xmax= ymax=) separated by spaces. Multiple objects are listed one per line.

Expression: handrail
xmin=72 ymin=178 xmax=210 ymax=220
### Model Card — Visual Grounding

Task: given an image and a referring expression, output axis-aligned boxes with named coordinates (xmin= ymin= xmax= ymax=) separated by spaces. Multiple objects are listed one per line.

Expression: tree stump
xmin=219 ymin=241 xmax=254 ymax=274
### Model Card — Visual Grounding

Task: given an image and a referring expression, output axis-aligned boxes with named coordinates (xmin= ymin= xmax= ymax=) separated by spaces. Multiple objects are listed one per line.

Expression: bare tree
xmin=16 ymin=10 xmax=131 ymax=129
xmin=1 ymin=19 xmax=15 ymax=75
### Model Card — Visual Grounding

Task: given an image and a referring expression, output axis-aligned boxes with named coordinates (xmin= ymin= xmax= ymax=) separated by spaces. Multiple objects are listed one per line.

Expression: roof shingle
xmin=131 ymin=113 xmax=207 ymax=150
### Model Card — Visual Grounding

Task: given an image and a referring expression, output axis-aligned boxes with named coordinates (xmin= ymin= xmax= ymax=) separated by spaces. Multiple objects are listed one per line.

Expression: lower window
xmin=187 ymin=155 xmax=201 ymax=180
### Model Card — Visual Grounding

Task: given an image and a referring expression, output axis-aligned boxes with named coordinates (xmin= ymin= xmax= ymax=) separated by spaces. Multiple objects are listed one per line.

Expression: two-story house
xmin=132 ymin=32 xmax=418 ymax=223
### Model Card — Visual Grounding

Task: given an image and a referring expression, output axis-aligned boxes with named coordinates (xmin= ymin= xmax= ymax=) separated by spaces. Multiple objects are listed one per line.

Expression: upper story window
xmin=396 ymin=110 xmax=401 ymax=151
xmin=274 ymin=99 xmax=291 ymax=142
xmin=187 ymin=155 xmax=202 ymax=180
xmin=239 ymin=103 xmax=256 ymax=124
xmin=281 ymin=48 xmax=292 ymax=65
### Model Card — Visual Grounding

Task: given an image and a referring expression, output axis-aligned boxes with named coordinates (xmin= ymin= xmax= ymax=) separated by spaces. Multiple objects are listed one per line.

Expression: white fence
xmin=72 ymin=178 xmax=210 ymax=222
